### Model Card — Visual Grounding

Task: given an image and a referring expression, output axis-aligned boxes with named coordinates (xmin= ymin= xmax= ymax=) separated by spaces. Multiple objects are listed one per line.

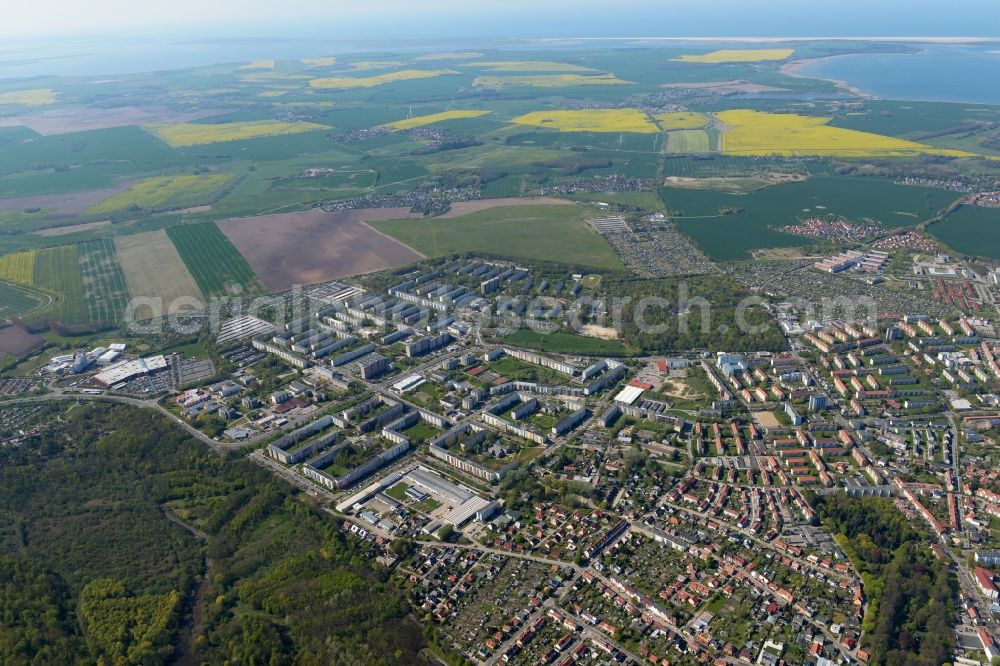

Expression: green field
xmin=0 ymin=280 xmax=48 ymax=318
xmin=77 ymin=239 xmax=132 ymax=324
xmin=371 ymin=204 xmax=624 ymax=270
xmin=665 ymin=129 xmax=712 ymax=153
xmin=504 ymin=329 xmax=631 ymax=356
xmin=665 ymin=176 xmax=961 ymax=260
xmin=166 ymin=222 xmax=264 ymax=297
xmin=930 ymin=205 xmax=1000 ymax=259
xmin=33 ymin=245 xmax=86 ymax=324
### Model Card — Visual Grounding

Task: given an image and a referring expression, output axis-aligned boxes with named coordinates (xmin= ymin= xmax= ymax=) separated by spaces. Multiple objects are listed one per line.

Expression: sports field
xmin=146 ymin=120 xmax=328 ymax=147
xmin=166 ymin=222 xmax=265 ymax=297
xmin=675 ymin=49 xmax=794 ymax=63
xmin=77 ymin=239 xmax=132 ymax=324
xmin=0 ymin=88 xmax=57 ymax=105
xmin=383 ymin=110 xmax=491 ymax=130
xmin=309 ymin=69 xmax=457 ymax=90
xmin=371 ymin=204 xmax=624 ymax=270
xmin=474 ymin=73 xmax=629 ymax=88
xmin=115 ymin=230 xmax=205 ymax=313
xmin=717 ymin=110 xmax=975 ymax=158
xmin=655 ymin=112 xmax=710 ymax=129
xmin=511 ymin=109 xmax=657 ymax=133
xmin=86 ymin=174 xmax=233 ymax=216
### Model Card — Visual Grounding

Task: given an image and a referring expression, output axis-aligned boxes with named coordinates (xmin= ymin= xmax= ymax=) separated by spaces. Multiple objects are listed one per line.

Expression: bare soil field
xmin=0 ymin=184 xmax=133 ymax=217
xmin=0 ymin=326 xmax=44 ymax=358
xmin=217 ymin=208 xmax=425 ymax=292
xmin=577 ymin=324 xmax=620 ymax=340
xmin=115 ymin=230 xmax=205 ymax=317
xmin=753 ymin=411 xmax=782 ymax=428
xmin=438 ymin=197 xmax=572 ymax=218
xmin=9 ymin=106 xmax=225 ymax=135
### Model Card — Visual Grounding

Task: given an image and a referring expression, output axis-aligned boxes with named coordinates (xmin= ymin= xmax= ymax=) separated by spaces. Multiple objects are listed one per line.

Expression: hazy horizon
xmin=4 ymin=0 xmax=1000 ymax=40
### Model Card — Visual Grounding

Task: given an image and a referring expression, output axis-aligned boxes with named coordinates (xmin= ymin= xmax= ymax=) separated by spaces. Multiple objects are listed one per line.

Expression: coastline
xmin=780 ymin=54 xmax=880 ymax=98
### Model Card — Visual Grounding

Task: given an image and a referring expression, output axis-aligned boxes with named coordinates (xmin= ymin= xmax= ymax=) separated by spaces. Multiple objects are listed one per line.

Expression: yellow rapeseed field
xmin=474 ymin=73 xmax=630 ymax=88
xmin=717 ymin=110 xmax=976 ymax=157
xmin=655 ymin=112 xmax=711 ymax=130
xmin=146 ymin=120 xmax=327 ymax=147
xmin=383 ymin=110 xmax=491 ymax=130
xmin=0 ymin=250 xmax=36 ymax=285
xmin=511 ymin=109 xmax=658 ymax=134
xmin=0 ymin=88 xmax=57 ymax=106
xmin=300 ymin=57 xmax=337 ymax=67
xmin=467 ymin=60 xmax=597 ymax=72
xmin=238 ymin=60 xmax=275 ymax=70
xmin=310 ymin=69 xmax=457 ymax=90
xmin=87 ymin=175 xmax=233 ymax=216
xmin=675 ymin=49 xmax=795 ymax=63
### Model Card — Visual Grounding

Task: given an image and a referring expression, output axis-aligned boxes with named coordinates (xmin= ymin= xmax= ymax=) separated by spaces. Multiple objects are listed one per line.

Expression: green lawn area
xmin=505 ymin=329 xmax=631 ymax=356
xmin=413 ymin=497 xmax=441 ymax=514
xmin=403 ymin=420 xmax=442 ymax=443
xmin=370 ymin=204 xmax=624 ymax=270
xmin=385 ymin=482 xmax=410 ymax=501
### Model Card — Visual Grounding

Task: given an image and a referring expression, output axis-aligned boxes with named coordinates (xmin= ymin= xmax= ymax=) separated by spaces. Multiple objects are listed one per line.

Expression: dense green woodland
xmin=814 ymin=494 xmax=956 ymax=666
xmin=0 ymin=403 xmax=444 ymax=665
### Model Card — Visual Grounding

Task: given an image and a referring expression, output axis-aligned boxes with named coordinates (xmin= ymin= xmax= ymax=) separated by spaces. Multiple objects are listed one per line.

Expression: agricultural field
xmin=675 ymin=49 xmax=795 ymax=63
xmin=217 ymin=208 xmax=425 ymax=292
xmin=166 ymin=222 xmax=265 ymax=297
xmin=717 ymin=110 xmax=976 ymax=157
xmin=77 ymin=239 xmax=132 ymax=324
xmin=0 ymin=250 xmax=36 ymax=285
xmin=511 ymin=109 xmax=657 ymax=133
xmin=930 ymin=206 xmax=1000 ymax=259
xmin=145 ymin=120 xmax=329 ymax=147
xmin=114 ymin=230 xmax=205 ymax=314
xmin=371 ymin=203 xmax=624 ymax=270
xmin=238 ymin=60 xmax=275 ymax=70
xmin=309 ymin=69 xmax=458 ymax=90
xmin=300 ymin=57 xmax=337 ymax=67
xmin=665 ymin=129 xmax=713 ymax=153
xmin=473 ymin=73 xmax=630 ymax=88
xmin=655 ymin=112 xmax=711 ymax=129
xmin=665 ymin=176 xmax=961 ymax=260
xmin=0 ymin=88 xmax=57 ymax=105
xmin=0 ymin=281 xmax=48 ymax=319
xmin=466 ymin=60 xmax=598 ymax=72
xmin=32 ymin=245 xmax=86 ymax=324
xmin=382 ymin=110 xmax=491 ymax=130
xmin=86 ymin=174 xmax=234 ymax=216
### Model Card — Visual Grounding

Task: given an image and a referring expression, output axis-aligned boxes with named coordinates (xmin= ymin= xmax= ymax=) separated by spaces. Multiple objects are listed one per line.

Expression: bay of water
xmin=796 ymin=45 xmax=1000 ymax=105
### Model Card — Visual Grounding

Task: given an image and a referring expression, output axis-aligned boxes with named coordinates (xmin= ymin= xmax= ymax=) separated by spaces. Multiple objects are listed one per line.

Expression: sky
xmin=3 ymin=0 xmax=1000 ymax=40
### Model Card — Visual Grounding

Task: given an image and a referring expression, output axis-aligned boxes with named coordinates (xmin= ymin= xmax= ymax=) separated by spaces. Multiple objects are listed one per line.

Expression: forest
xmin=0 ymin=402 xmax=443 ymax=665
xmin=814 ymin=494 xmax=956 ymax=666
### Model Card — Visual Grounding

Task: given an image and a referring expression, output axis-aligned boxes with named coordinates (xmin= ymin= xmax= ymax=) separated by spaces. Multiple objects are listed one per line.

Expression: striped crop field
xmin=33 ymin=245 xmax=86 ymax=324
xmin=0 ymin=250 xmax=36 ymax=285
xmin=78 ymin=239 xmax=132 ymax=324
xmin=166 ymin=222 xmax=265 ymax=297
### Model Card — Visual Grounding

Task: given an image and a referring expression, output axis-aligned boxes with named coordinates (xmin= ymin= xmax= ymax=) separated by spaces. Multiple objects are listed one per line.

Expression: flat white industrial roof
xmin=613 ymin=385 xmax=644 ymax=405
